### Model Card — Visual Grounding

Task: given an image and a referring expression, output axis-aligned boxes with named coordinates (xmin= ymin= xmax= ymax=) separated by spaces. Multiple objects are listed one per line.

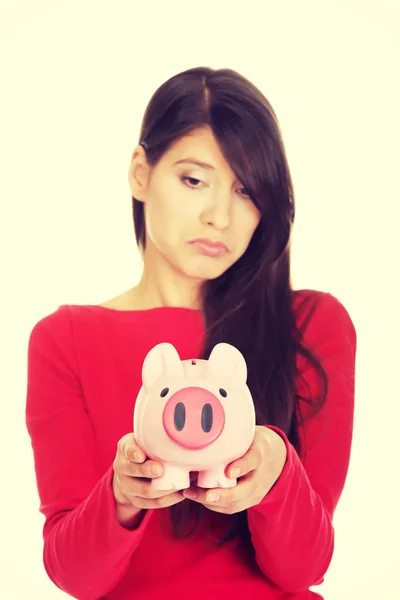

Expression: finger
xmin=118 ymin=435 xmax=146 ymax=464
xmin=183 ymin=473 xmax=256 ymax=508
xmin=226 ymin=443 xmax=263 ymax=479
xmin=116 ymin=437 xmax=165 ymax=478
xmin=124 ymin=459 xmax=165 ymax=479
xmin=119 ymin=475 xmax=179 ymax=500
xmin=183 ymin=486 xmax=242 ymax=514
xmin=133 ymin=491 xmax=186 ymax=510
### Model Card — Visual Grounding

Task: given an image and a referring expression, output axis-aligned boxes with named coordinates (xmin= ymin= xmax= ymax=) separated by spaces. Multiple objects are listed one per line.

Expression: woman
xmin=26 ymin=66 xmax=357 ymax=600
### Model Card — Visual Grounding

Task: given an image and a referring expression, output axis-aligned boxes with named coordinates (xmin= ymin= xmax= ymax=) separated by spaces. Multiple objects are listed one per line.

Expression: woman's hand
xmin=112 ymin=433 xmax=185 ymax=526
xmin=182 ymin=426 xmax=287 ymax=514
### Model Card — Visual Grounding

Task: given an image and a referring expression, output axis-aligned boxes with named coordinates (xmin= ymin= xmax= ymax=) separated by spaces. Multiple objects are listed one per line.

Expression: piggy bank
xmin=133 ymin=342 xmax=256 ymax=491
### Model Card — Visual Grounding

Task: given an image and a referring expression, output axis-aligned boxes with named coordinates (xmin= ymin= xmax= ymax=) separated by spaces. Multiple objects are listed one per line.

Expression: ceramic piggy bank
xmin=133 ymin=342 xmax=256 ymax=491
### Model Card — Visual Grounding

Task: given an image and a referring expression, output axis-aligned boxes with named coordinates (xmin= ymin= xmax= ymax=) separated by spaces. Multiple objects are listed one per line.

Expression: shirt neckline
xmin=65 ymin=304 xmax=203 ymax=316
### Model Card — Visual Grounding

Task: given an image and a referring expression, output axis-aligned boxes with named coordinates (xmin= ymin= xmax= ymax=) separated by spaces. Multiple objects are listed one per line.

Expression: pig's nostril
xmin=201 ymin=403 xmax=213 ymax=433
xmin=174 ymin=402 xmax=186 ymax=431
xmin=163 ymin=390 xmax=225 ymax=448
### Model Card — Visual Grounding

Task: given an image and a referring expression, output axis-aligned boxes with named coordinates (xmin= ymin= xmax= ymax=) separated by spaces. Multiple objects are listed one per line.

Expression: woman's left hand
xmin=183 ymin=426 xmax=288 ymax=514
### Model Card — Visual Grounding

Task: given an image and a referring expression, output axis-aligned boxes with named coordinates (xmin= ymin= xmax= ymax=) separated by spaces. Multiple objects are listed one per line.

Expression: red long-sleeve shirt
xmin=25 ymin=289 xmax=357 ymax=600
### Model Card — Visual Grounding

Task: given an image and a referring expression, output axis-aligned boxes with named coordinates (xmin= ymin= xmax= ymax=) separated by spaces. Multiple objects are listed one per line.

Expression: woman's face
xmin=128 ymin=126 xmax=262 ymax=282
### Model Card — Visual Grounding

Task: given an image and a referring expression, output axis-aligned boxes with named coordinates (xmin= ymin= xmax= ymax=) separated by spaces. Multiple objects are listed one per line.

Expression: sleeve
xmin=246 ymin=292 xmax=357 ymax=594
xmin=25 ymin=308 xmax=154 ymax=600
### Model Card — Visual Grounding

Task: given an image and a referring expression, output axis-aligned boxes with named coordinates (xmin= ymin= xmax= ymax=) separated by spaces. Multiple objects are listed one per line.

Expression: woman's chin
xmin=175 ymin=251 xmax=236 ymax=281
xmin=184 ymin=263 xmax=230 ymax=281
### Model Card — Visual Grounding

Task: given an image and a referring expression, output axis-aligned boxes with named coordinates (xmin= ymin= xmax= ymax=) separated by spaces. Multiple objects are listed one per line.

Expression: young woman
xmin=26 ymin=66 xmax=357 ymax=600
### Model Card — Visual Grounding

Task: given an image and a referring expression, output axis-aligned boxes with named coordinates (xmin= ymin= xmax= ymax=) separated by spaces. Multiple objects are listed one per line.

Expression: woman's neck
xmin=133 ymin=262 xmax=203 ymax=310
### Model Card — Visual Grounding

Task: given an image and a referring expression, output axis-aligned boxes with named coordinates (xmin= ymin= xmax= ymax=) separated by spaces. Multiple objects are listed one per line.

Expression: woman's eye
xmin=181 ymin=175 xmax=250 ymax=198
xmin=238 ymin=187 xmax=251 ymax=198
xmin=181 ymin=176 xmax=202 ymax=188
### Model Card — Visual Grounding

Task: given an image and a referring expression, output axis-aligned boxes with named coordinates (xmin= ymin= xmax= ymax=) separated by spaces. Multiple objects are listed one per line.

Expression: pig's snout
xmin=162 ymin=387 xmax=225 ymax=449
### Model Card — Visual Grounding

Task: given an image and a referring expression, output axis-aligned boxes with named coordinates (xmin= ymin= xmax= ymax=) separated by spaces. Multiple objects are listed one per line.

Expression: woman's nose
xmin=201 ymin=194 xmax=231 ymax=230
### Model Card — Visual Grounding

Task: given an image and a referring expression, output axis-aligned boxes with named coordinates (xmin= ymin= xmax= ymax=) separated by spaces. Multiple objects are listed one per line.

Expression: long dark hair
xmin=132 ymin=67 xmax=328 ymax=545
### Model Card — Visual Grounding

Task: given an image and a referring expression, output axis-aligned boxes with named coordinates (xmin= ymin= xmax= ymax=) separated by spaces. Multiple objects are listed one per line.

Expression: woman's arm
xmin=246 ymin=292 xmax=357 ymax=593
xmin=26 ymin=310 xmax=153 ymax=600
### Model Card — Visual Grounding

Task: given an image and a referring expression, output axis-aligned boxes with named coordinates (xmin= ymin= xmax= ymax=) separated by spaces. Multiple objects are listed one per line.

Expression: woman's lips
xmin=188 ymin=238 xmax=229 ymax=257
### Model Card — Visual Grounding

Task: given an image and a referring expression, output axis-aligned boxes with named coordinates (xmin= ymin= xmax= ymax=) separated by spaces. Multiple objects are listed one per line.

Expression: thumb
xmin=119 ymin=433 xmax=146 ymax=463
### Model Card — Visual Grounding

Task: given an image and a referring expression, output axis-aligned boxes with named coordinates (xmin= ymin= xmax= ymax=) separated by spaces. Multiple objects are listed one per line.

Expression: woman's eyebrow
xmin=174 ymin=157 xmax=215 ymax=170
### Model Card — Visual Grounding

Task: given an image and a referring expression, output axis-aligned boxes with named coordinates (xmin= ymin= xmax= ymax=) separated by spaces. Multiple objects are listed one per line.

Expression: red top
xmin=25 ymin=289 xmax=357 ymax=600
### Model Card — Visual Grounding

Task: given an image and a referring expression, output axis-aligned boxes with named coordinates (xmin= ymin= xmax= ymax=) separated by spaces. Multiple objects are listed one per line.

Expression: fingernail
xmin=152 ymin=463 xmax=161 ymax=476
xmin=230 ymin=467 xmax=240 ymax=478
xmin=184 ymin=489 xmax=197 ymax=499
xmin=206 ymin=492 xmax=220 ymax=502
xmin=132 ymin=451 xmax=141 ymax=462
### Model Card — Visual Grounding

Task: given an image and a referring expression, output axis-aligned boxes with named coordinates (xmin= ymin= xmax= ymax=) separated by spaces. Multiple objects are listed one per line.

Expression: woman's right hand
xmin=112 ymin=433 xmax=185 ymax=526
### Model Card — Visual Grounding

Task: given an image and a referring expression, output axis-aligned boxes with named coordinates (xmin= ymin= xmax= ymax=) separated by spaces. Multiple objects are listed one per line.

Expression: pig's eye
xmin=160 ymin=388 xmax=169 ymax=397
xmin=219 ymin=388 xmax=227 ymax=397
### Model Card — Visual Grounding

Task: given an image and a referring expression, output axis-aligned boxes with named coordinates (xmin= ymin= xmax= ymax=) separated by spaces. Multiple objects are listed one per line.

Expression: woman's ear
xmin=128 ymin=145 xmax=150 ymax=202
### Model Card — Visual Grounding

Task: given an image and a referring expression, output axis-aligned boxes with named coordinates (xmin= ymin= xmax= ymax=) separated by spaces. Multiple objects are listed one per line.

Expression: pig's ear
xmin=207 ymin=343 xmax=247 ymax=385
xmin=142 ymin=343 xmax=184 ymax=392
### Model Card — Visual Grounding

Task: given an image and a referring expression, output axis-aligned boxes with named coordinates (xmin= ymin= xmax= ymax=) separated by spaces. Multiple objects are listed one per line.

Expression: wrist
xmin=112 ymin=472 xmax=144 ymax=530
xmin=115 ymin=501 xmax=144 ymax=530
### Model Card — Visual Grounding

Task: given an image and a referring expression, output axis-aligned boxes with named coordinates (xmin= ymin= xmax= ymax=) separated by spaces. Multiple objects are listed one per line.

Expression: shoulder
xmin=294 ymin=288 xmax=355 ymax=324
xmin=293 ymin=289 xmax=357 ymax=348
xmin=28 ymin=289 xmax=131 ymax=340
xmin=27 ymin=305 xmax=75 ymax=357
xmin=25 ymin=306 xmax=83 ymax=386
xmin=29 ymin=304 xmax=71 ymax=338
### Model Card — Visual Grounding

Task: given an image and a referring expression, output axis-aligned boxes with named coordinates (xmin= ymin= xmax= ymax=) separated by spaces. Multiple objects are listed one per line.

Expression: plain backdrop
xmin=1 ymin=1 xmax=399 ymax=598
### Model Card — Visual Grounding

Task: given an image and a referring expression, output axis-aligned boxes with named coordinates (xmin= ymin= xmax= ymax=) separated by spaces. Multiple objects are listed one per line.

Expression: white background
xmin=1 ymin=0 xmax=399 ymax=598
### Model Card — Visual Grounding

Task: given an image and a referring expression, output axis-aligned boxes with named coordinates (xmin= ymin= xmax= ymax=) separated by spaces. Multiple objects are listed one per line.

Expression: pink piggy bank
xmin=133 ymin=342 xmax=256 ymax=491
